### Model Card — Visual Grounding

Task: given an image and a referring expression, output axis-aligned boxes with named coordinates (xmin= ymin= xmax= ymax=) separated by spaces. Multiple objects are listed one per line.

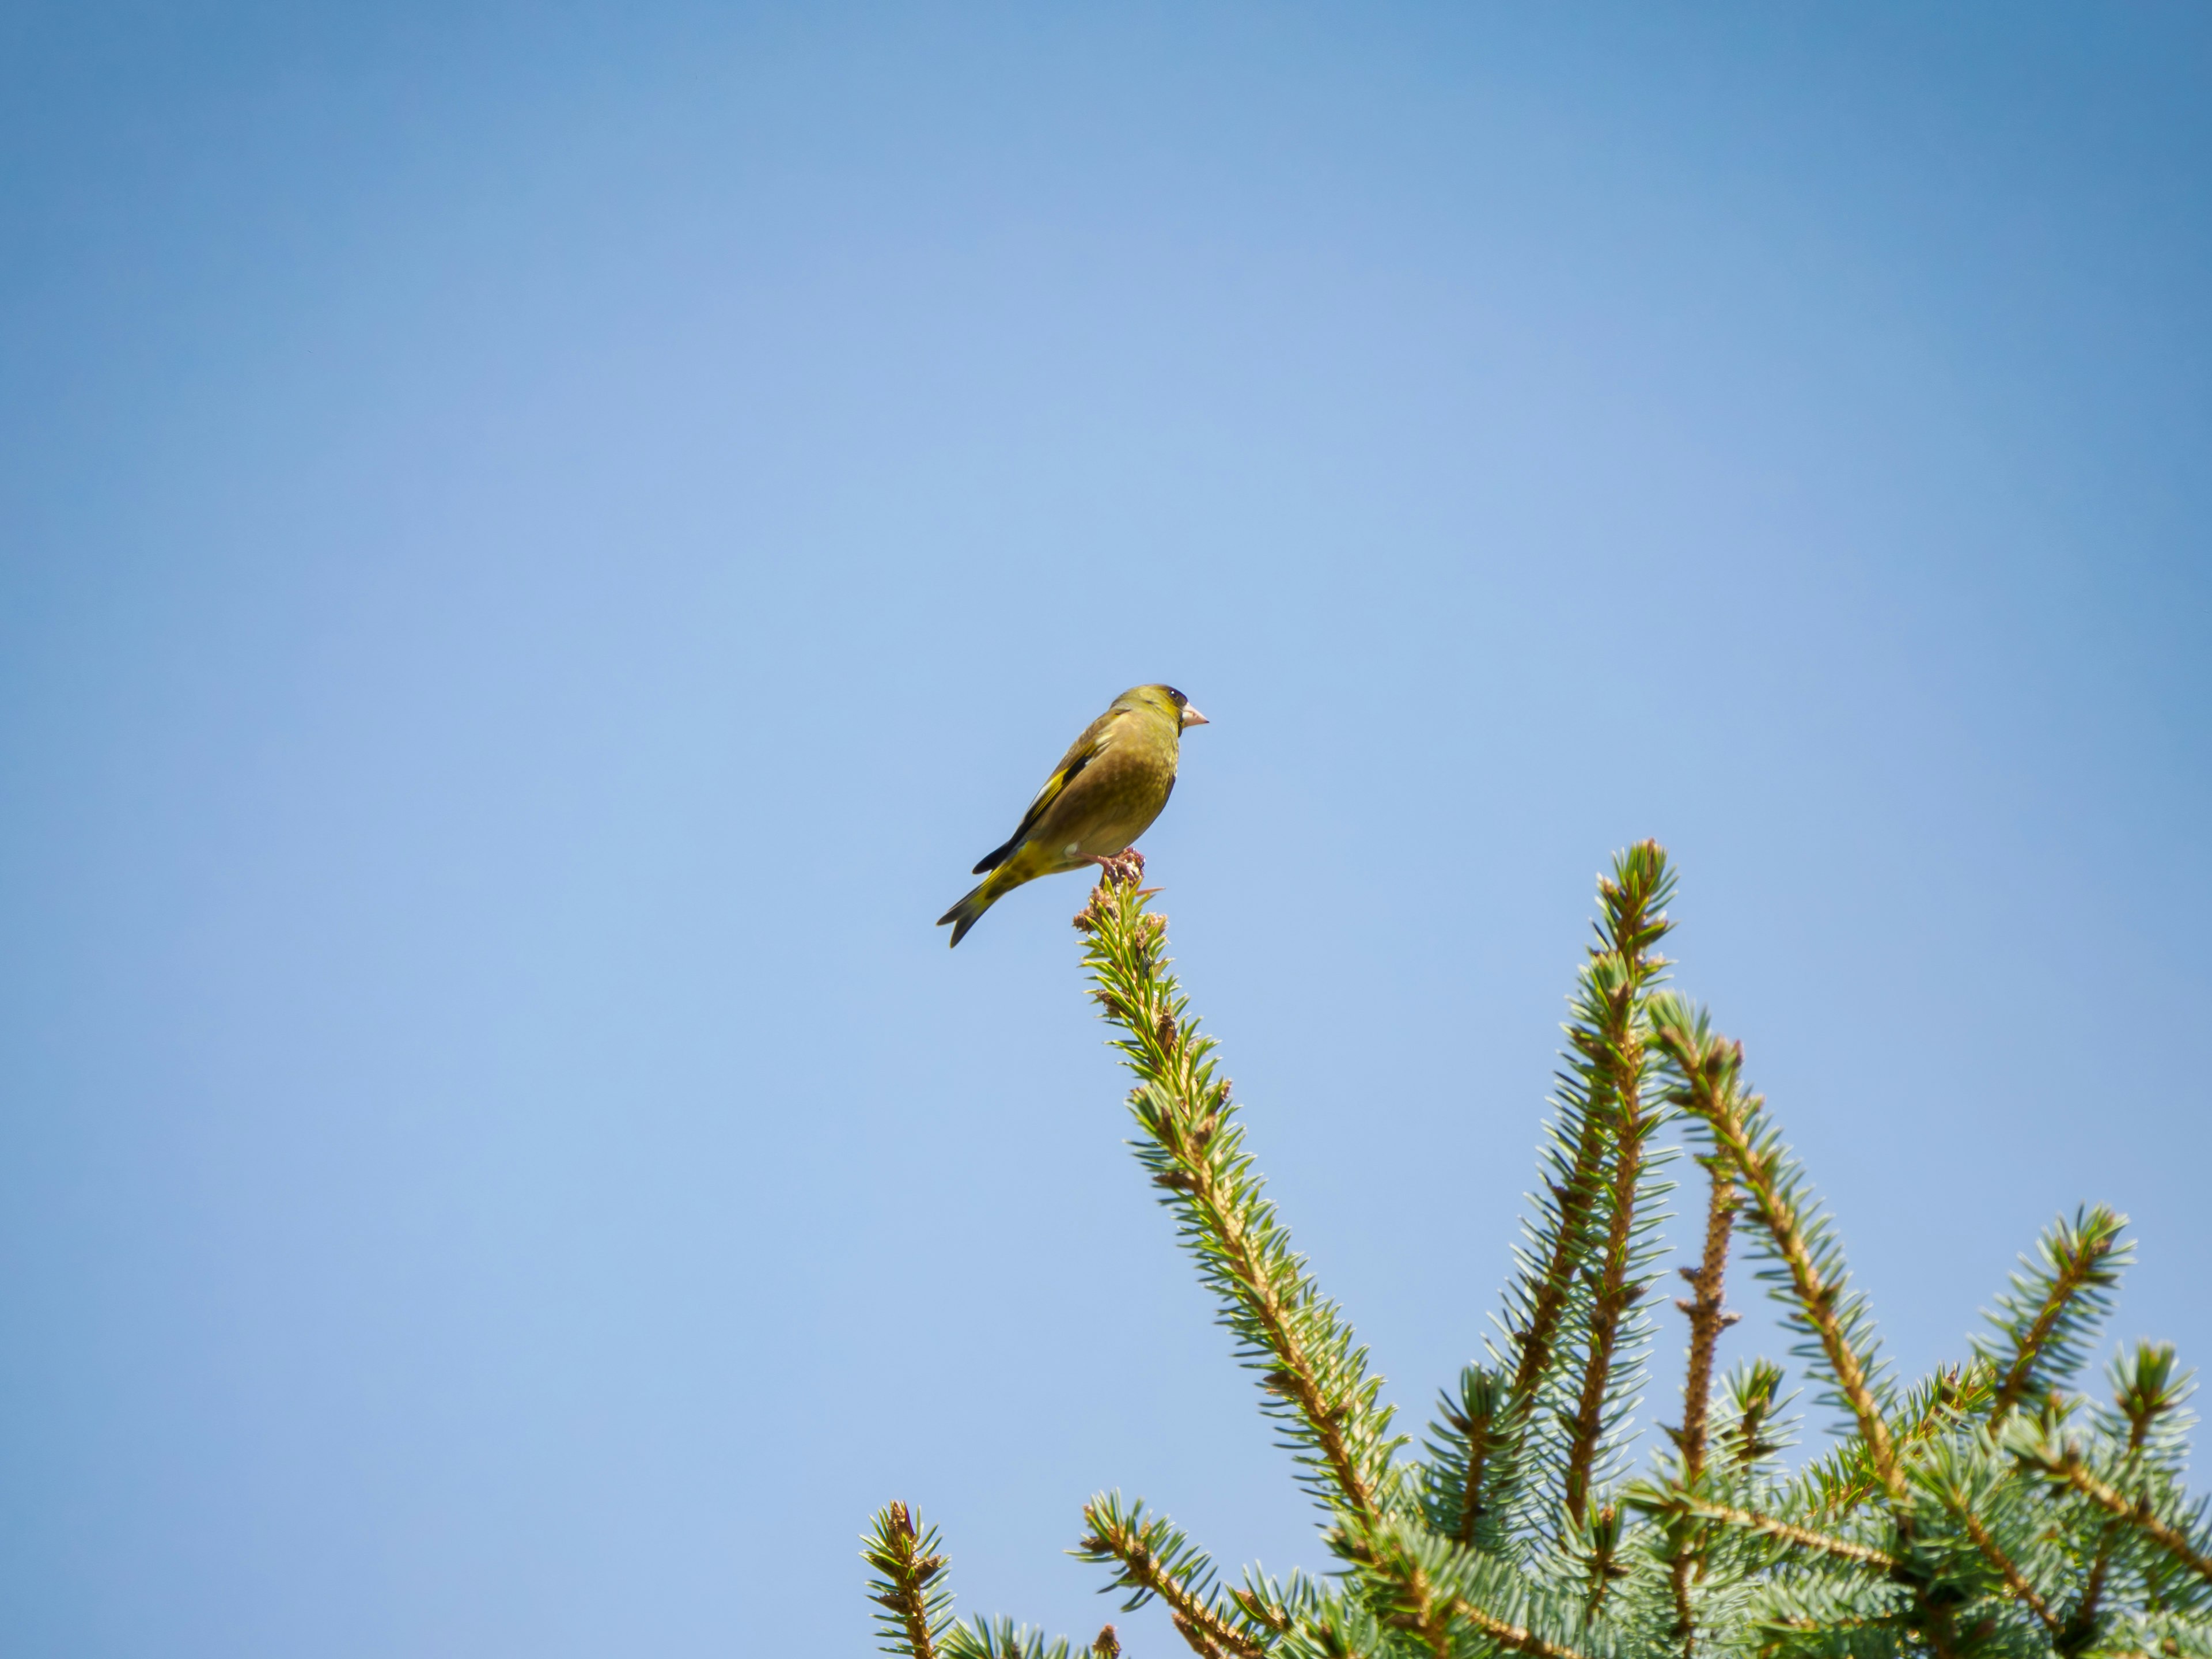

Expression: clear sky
xmin=2 ymin=5 xmax=2208 ymax=1654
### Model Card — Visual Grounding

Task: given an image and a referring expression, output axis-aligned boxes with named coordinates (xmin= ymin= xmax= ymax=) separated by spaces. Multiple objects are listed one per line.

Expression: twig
xmin=863 ymin=1503 xmax=951 ymax=1659
xmin=1076 ymin=868 xmax=1392 ymax=1525
xmin=1653 ymin=1495 xmax=1897 ymax=1572
xmin=1650 ymin=1009 xmax=1903 ymax=1506
xmin=1953 ymin=1508 xmax=2061 ymax=1633
xmin=1078 ymin=1503 xmax=1266 ymax=1659
xmin=2024 ymin=1447 xmax=2212 ymax=1587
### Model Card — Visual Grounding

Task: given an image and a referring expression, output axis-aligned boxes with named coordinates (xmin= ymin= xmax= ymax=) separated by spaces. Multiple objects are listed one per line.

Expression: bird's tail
xmin=937 ymin=871 xmax=1008 ymax=947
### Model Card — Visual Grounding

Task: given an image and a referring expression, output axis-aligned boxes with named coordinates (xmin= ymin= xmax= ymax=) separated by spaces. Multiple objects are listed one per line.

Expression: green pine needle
xmin=861 ymin=845 xmax=2207 ymax=1659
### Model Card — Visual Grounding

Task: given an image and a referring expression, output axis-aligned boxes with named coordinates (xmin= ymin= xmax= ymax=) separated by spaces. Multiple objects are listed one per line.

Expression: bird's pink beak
xmin=1180 ymin=706 xmax=1210 ymax=729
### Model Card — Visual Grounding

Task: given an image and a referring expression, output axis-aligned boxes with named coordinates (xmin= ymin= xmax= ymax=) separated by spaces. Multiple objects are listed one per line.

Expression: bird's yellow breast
xmin=1034 ymin=721 xmax=1179 ymax=869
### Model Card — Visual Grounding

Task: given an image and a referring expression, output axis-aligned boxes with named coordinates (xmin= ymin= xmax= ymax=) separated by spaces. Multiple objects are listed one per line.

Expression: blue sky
xmin=2 ymin=5 xmax=2208 ymax=1654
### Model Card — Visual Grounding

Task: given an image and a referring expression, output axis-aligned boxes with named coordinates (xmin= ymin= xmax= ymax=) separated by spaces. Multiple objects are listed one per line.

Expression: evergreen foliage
xmin=863 ymin=844 xmax=2209 ymax=1659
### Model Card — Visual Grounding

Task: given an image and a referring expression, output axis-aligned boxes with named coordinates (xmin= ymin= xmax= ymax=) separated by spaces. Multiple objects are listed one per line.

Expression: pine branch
xmin=1075 ymin=1493 xmax=1270 ymax=1659
xmin=1659 ymin=1152 xmax=1741 ymax=1654
xmin=1562 ymin=985 xmax=1662 ymax=1526
xmin=1223 ymin=1567 xmax=1327 ymax=1642
xmin=1478 ymin=843 xmax=1676 ymax=1534
xmin=946 ymin=1619 xmax=1101 ymax=1659
xmin=1672 ymin=1153 xmax=1741 ymax=1483
xmin=1422 ymin=1363 xmax=1521 ymax=1552
xmin=2091 ymin=1611 xmax=2212 ymax=1659
xmin=1446 ymin=1597 xmax=1602 ymax=1659
xmin=1570 ymin=1502 xmax=1631 ymax=1617
xmin=2078 ymin=1344 xmax=2198 ymax=1641
xmin=1074 ymin=859 xmax=1402 ymax=1528
xmin=1078 ymin=866 xmax=1468 ymax=1658
xmin=869 ymin=837 xmax=2211 ymax=1659
xmin=2100 ymin=1340 xmax=2194 ymax=1465
xmin=1507 ymin=1081 xmax=1613 ymax=1403
xmin=1909 ymin=1433 xmax=2068 ymax=1636
xmin=2010 ymin=1430 xmax=2212 ymax=1590
xmin=1954 ymin=1505 xmax=2061 ymax=1634
xmin=1663 ymin=1528 xmax=1699 ymax=1658
xmin=1649 ymin=997 xmax=1901 ymax=1506
xmin=1715 ymin=1359 xmax=1792 ymax=1472
xmin=1751 ymin=1588 xmax=1922 ymax=1659
xmin=1624 ymin=1487 xmax=1899 ymax=1573
xmin=1648 ymin=1009 xmax=1988 ymax=1657
xmin=1976 ymin=1206 xmax=2131 ymax=1425
xmin=1358 ymin=1517 xmax=1613 ymax=1659
xmin=1803 ymin=1363 xmax=1990 ymax=1518
xmin=1282 ymin=1593 xmax=1394 ymax=1659
xmin=865 ymin=1502 xmax=957 ymax=1659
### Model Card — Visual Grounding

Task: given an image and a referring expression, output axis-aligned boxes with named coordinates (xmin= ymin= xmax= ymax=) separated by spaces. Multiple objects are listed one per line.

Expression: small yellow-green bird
xmin=938 ymin=684 xmax=1209 ymax=946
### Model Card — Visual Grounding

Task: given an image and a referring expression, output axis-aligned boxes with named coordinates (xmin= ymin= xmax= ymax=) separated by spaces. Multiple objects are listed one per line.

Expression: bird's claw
xmin=1090 ymin=848 xmax=1146 ymax=888
xmin=1074 ymin=850 xmax=1150 ymax=931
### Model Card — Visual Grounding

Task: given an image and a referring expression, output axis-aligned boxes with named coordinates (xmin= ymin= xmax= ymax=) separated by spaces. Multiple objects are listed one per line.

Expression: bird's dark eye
xmin=1165 ymin=687 xmax=1186 ymax=707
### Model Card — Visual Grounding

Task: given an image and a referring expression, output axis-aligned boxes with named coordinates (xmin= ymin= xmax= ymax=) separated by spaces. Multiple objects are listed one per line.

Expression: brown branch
xmin=1953 ymin=1508 xmax=2061 ymax=1633
xmin=2074 ymin=1373 xmax=2161 ymax=1638
xmin=1510 ymin=1108 xmax=1613 ymax=1399
xmin=1580 ymin=1505 xmax=1630 ymax=1618
xmin=1808 ymin=1364 xmax=1988 ymax=1520
xmin=1361 ymin=1545 xmax=1457 ymax=1659
xmin=1666 ymin=1497 xmax=1899 ymax=1571
xmin=865 ymin=1503 xmax=947 ymax=1659
xmin=1374 ymin=1545 xmax=1597 ymax=1659
xmin=1989 ymin=1216 xmax=2125 ymax=1423
xmin=1676 ymin=1157 xmax=1740 ymax=1482
xmin=1679 ymin=1060 xmax=1963 ymax=1659
xmin=2027 ymin=1447 xmax=2212 ymax=1587
xmin=1081 ymin=872 xmax=1479 ymax=1659
xmin=1557 ymin=857 xmax=1673 ymax=1524
xmin=1667 ymin=1544 xmax=1696 ymax=1659
xmin=1077 ymin=867 xmax=1385 ymax=1525
xmin=1446 ymin=1597 xmax=1600 ymax=1659
xmin=1349 ymin=1518 xmax=1585 ymax=1659
xmin=1509 ymin=852 xmax=1672 ymax=1412
xmin=1662 ymin=1159 xmax=1740 ymax=1656
xmin=1078 ymin=1512 xmax=1265 ymax=1659
xmin=1563 ymin=1051 xmax=1654 ymax=1525
xmin=1651 ymin=1013 xmax=1903 ymax=1508
xmin=1732 ymin=1152 xmax=1897 ymax=1496
xmin=1219 ymin=1206 xmax=1377 ymax=1522
xmin=1447 ymin=1389 xmax=1507 ymax=1547
xmin=2074 ymin=1539 xmax=2114 ymax=1647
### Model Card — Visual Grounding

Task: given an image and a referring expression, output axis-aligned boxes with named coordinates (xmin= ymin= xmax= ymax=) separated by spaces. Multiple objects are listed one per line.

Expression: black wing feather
xmin=970 ymin=729 xmax=1107 ymax=872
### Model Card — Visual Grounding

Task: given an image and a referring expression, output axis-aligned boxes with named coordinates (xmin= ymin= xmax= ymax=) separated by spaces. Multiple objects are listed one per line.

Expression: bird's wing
xmin=971 ymin=707 xmax=1124 ymax=874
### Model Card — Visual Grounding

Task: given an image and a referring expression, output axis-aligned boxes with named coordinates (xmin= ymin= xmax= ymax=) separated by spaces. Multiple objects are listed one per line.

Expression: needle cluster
xmin=863 ymin=845 xmax=2209 ymax=1659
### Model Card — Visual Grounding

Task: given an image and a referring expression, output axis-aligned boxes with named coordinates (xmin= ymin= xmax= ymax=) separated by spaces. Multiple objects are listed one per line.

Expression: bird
xmin=938 ymin=684 xmax=1209 ymax=946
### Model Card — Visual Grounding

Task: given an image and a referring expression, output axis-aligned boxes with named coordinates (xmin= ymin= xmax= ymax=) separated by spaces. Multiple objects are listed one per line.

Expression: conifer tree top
xmin=866 ymin=847 xmax=2211 ymax=1659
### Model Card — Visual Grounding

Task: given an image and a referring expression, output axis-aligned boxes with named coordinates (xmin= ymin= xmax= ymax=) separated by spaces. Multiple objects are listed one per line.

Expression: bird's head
xmin=1120 ymin=684 xmax=1209 ymax=730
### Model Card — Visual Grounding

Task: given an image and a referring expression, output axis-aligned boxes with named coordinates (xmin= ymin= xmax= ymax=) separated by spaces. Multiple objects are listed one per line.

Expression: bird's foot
xmin=1089 ymin=848 xmax=1146 ymax=888
xmin=1074 ymin=850 xmax=1153 ymax=933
